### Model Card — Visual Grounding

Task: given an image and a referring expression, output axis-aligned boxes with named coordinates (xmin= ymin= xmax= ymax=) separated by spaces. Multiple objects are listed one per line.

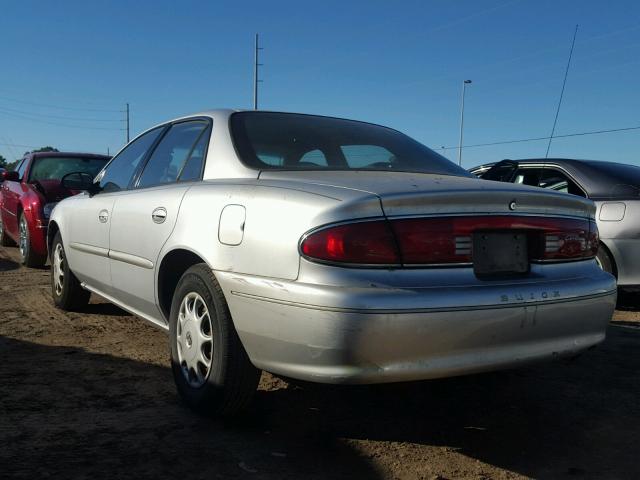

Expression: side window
xmin=137 ymin=121 xmax=208 ymax=188
xmin=513 ymin=168 xmax=542 ymax=187
xmin=514 ymin=167 xmax=585 ymax=197
xmin=15 ymin=158 xmax=27 ymax=179
xmin=178 ymin=126 xmax=210 ymax=182
xmin=99 ymin=127 xmax=164 ymax=193
xmin=341 ymin=145 xmax=395 ymax=168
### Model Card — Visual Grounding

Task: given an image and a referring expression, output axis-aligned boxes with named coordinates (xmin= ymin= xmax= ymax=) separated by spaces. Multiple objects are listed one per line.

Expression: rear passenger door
xmin=108 ymin=119 xmax=211 ymax=323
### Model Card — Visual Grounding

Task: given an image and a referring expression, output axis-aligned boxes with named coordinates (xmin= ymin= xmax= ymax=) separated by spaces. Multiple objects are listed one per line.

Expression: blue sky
xmin=0 ymin=0 xmax=639 ymax=168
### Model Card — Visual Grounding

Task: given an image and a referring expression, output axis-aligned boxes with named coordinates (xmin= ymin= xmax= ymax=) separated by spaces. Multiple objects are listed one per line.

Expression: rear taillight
xmin=300 ymin=216 xmax=598 ymax=267
xmin=300 ymin=221 xmax=400 ymax=265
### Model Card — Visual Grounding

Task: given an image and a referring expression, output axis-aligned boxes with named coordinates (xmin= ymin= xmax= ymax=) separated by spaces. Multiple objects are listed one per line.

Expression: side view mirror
xmin=1 ymin=171 xmax=19 ymax=182
xmin=61 ymin=172 xmax=101 ymax=196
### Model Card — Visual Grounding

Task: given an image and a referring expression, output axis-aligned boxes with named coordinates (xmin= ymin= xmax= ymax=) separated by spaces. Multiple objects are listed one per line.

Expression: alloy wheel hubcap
xmin=176 ymin=292 xmax=213 ymax=388
xmin=19 ymin=218 xmax=27 ymax=258
xmin=53 ymin=244 xmax=65 ymax=296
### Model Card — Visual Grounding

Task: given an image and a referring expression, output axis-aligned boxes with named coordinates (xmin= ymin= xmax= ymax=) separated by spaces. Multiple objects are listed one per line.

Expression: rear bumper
xmin=217 ymin=262 xmax=616 ymax=384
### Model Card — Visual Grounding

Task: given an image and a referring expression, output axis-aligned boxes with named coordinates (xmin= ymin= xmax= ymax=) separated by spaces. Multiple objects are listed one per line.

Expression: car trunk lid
xmin=259 ymin=170 xmax=596 ymax=219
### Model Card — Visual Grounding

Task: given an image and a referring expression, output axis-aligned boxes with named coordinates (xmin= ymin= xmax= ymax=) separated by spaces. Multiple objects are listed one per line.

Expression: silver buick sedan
xmin=48 ymin=110 xmax=616 ymax=415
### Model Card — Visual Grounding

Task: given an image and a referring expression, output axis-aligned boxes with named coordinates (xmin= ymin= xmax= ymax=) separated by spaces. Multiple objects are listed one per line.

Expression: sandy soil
xmin=1 ymin=244 xmax=638 ymax=480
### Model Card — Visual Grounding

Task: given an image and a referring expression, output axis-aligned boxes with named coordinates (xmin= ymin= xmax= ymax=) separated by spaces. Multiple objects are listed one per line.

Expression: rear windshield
xmin=230 ymin=112 xmax=470 ymax=177
xmin=28 ymin=156 xmax=109 ymax=183
xmin=584 ymin=161 xmax=640 ymax=198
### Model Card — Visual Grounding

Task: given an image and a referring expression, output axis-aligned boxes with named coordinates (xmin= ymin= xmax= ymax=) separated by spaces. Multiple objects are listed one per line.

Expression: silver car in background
xmin=48 ymin=110 xmax=616 ymax=416
xmin=471 ymin=159 xmax=640 ymax=289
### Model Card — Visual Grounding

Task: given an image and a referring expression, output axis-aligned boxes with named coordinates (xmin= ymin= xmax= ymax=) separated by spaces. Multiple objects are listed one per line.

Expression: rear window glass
xmin=230 ymin=112 xmax=470 ymax=177
xmin=587 ymin=162 xmax=640 ymax=185
xmin=29 ymin=156 xmax=108 ymax=182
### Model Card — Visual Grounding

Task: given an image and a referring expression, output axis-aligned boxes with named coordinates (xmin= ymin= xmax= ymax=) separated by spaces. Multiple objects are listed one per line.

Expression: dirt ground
xmin=1 ymin=244 xmax=638 ymax=480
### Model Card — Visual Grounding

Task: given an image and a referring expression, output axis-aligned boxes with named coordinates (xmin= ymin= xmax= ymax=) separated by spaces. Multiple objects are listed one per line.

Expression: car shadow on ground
xmin=1 ymin=327 xmax=638 ymax=479
xmin=0 ymin=257 xmax=19 ymax=272
xmin=83 ymin=301 xmax=131 ymax=317
xmin=616 ymin=289 xmax=640 ymax=312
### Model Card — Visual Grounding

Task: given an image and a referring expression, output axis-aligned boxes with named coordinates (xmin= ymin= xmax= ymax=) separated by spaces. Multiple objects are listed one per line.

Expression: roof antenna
xmin=540 ymin=24 xmax=578 ymax=188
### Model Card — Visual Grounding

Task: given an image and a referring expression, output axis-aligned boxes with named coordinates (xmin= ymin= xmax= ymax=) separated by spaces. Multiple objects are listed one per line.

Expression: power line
xmin=0 ymin=142 xmax=38 ymax=148
xmin=0 ymin=108 xmax=125 ymax=131
xmin=0 ymin=94 xmax=123 ymax=113
xmin=441 ymin=125 xmax=640 ymax=150
xmin=546 ymin=24 xmax=579 ymax=158
xmin=0 ymin=104 xmax=124 ymax=122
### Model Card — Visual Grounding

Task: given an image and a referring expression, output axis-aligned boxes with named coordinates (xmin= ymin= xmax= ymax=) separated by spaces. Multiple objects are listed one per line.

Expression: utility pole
xmin=125 ymin=103 xmax=130 ymax=143
xmin=457 ymin=80 xmax=472 ymax=166
xmin=253 ymin=34 xmax=263 ymax=110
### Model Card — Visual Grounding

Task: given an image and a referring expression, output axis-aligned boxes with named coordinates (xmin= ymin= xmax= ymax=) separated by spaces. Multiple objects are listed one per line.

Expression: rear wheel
xmin=51 ymin=232 xmax=91 ymax=310
xmin=0 ymin=216 xmax=14 ymax=246
xmin=595 ymin=245 xmax=614 ymax=275
xmin=169 ymin=263 xmax=260 ymax=416
xmin=19 ymin=213 xmax=46 ymax=267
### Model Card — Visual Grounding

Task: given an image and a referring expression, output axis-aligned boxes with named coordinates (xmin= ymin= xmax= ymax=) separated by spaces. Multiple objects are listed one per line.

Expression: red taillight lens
xmin=391 ymin=218 xmax=471 ymax=264
xmin=588 ymin=220 xmax=599 ymax=257
xmin=529 ymin=217 xmax=591 ymax=260
xmin=301 ymin=216 xmax=598 ymax=266
xmin=301 ymin=221 xmax=400 ymax=265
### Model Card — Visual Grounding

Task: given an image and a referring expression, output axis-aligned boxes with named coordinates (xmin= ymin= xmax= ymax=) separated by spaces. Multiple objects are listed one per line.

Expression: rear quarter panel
xmin=161 ymin=180 xmax=384 ymax=280
xmin=596 ymin=199 xmax=640 ymax=285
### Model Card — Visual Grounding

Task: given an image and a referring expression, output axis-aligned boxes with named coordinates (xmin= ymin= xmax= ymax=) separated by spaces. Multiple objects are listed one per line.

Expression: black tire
xmin=169 ymin=263 xmax=260 ymax=416
xmin=595 ymin=245 xmax=614 ymax=276
xmin=50 ymin=232 xmax=91 ymax=311
xmin=0 ymin=216 xmax=14 ymax=246
xmin=19 ymin=213 xmax=47 ymax=267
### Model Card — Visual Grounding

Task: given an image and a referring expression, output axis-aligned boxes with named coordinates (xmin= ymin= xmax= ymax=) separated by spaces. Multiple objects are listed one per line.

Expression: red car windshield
xmin=28 ymin=156 xmax=108 ymax=183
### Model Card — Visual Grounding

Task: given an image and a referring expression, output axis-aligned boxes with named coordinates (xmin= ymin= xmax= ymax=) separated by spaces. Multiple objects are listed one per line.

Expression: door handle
xmin=152 ymin=207 xmax=167 ymax=224
xmin=98 ymin=209 xmax=109 ymax=223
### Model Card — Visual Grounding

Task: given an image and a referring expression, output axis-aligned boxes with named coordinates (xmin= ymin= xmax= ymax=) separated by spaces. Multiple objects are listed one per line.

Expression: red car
xmin=0 ymin=152 xmax=110 ymax=267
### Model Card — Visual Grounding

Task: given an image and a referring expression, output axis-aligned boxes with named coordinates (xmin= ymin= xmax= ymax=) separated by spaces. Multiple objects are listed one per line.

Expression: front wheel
xmin=169 ymin=264 xmax=260 ymax=416
xmin=19 ymin=213 xmax=47 ymax=267
xmin=51 ymin=232 xmax=91 ymax=311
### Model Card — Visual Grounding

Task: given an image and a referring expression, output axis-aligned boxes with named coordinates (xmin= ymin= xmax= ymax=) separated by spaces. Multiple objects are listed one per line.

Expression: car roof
xmin=470 ymin=158 xmax=640 ymax=199
xmin=29 ymin=151 xmax=111 ymax=159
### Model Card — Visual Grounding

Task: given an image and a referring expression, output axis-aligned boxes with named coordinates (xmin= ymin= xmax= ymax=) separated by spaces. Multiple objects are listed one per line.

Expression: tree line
xmin=0 ymin=147 xmax=59 ymax=170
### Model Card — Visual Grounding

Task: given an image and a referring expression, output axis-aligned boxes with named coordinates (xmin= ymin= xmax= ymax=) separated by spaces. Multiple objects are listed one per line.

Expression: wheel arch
xmin=157 ymin=248 xmax=211 ymax=321
xmin=598 ymin=239 xmax=618 ymax=278
xmin=47 ymin=220 xmax=60 ymax=259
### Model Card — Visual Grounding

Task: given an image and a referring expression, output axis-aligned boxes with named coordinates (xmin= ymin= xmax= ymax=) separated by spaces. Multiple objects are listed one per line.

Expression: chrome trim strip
xmin=108 ymin=250 xmax=154 ymax=269
xmin=230 ymin=289 xmax=616 ymax=314
xmin=81 ymin=283 xmax=168 ymax=330
xmin=1 ymin=207 xmax=16 ymax=216
xmin=69 ymin=242 xmax=109 ymax=258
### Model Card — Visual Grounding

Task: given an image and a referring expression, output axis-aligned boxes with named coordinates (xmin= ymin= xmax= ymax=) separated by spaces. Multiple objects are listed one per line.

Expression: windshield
xmin=28 ymin=156 xmax=108 ymax=183
xmin=230 ymin=112 xmax=470 ymax=177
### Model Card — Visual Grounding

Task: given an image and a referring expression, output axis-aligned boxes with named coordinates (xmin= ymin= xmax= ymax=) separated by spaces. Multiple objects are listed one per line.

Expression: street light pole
xmin=457 ymin=80 xmax=472 ymax=166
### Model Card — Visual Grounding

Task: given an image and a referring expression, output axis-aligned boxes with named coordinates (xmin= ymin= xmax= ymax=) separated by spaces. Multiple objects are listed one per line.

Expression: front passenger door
xmin=65 ymin=126 xmax=166 ymax=293
xmin=108 ymin=119 xmax=211 ymax=323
